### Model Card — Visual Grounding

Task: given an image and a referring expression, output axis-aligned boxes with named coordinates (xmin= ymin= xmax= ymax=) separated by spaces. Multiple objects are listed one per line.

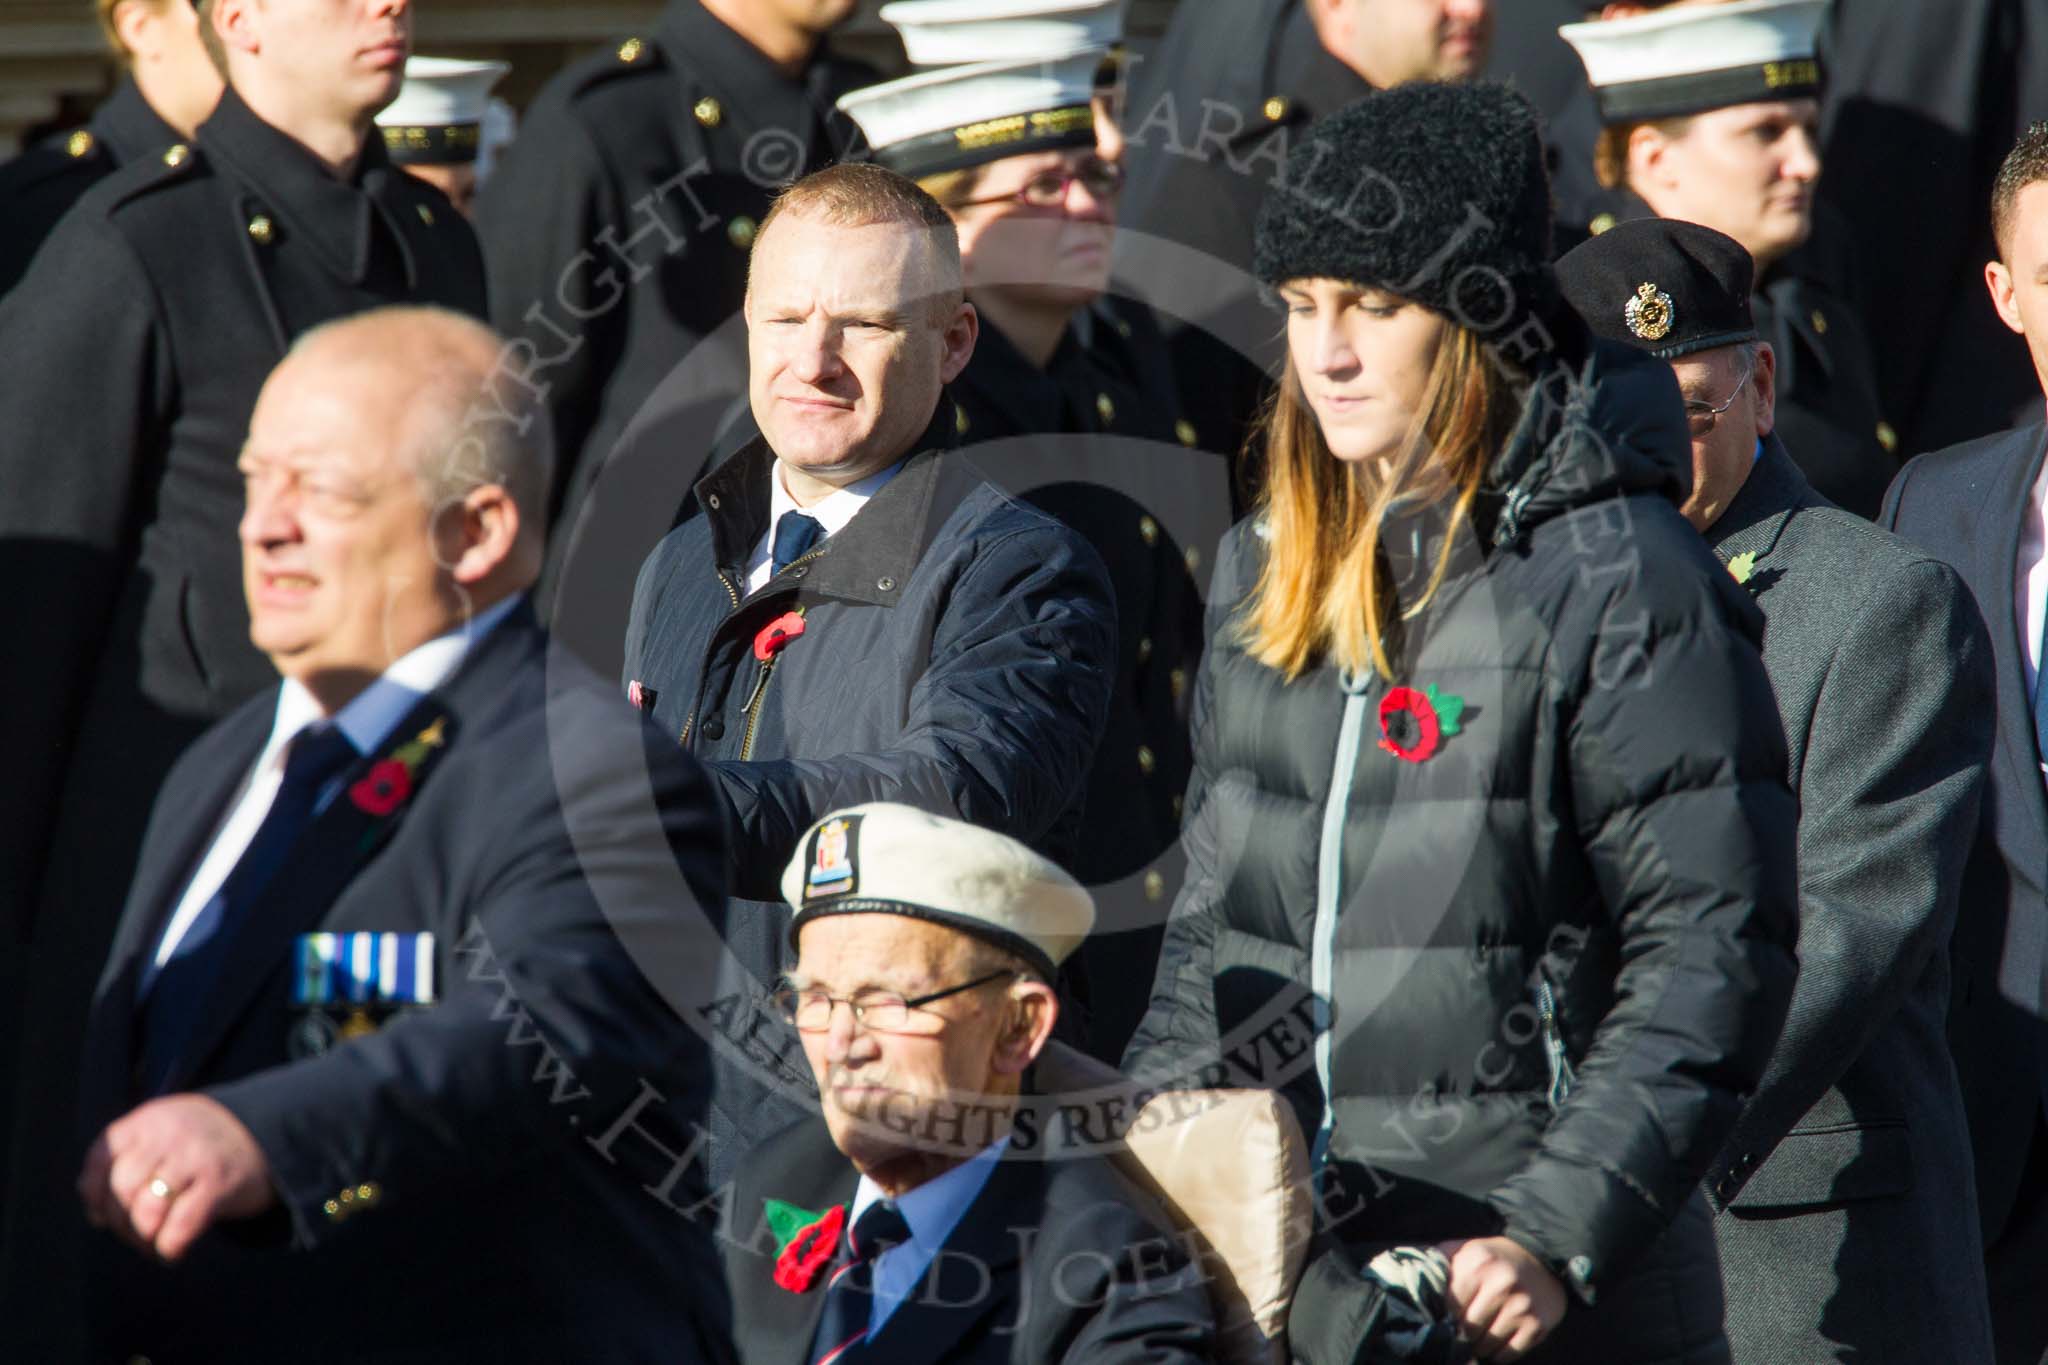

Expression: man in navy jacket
xmin=620 ymin=164 xmax=1116 ymax=1186
xmin=76 ymin=307 xmax=736 ymax=1364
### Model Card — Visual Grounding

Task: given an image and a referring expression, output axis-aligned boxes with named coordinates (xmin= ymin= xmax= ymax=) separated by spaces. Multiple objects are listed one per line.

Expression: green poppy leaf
xmin=1426 ymin=684 xmax=1466 ymax=736
xmin=1726 ymin=551 xmax=1757 ymax=585
xmin=764 ymin=1198 xmax=825 ymax=1254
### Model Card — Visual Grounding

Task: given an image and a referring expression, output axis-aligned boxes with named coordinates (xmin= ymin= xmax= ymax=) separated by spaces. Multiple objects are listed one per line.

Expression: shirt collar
xmin=768 ymin=459 xmax=903 ymax=542
xmin=850 ymin=1135 xmax=1011 ymax=1255
xmin=267 ymin=594 xmax=523 ymax=760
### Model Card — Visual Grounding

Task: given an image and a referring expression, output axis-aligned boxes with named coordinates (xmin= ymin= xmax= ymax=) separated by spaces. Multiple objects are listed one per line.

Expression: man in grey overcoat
xmin=1559 ymin=219 xmax=1999 ymax=1363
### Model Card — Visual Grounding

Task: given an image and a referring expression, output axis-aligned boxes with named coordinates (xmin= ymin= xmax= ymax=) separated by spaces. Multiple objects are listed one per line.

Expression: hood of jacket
xmin=1487 ymin=325 xmax=1691 ymax=547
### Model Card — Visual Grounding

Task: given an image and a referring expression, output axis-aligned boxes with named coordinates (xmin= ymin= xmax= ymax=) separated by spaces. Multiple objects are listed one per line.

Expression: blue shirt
xmin=850 ymin=1136 xmax=1011 ymax=1335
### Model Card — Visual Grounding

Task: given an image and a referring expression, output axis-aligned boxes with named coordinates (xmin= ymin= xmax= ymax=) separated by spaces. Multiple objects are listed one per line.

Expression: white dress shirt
xmin=850 ymin=1135 xmax=1010 ymax=1336
xmin=2019 ymin=451 xmax=2048 ymax=712
xmin=743 ymin=459 xmax=902 ymax=594
xmin=148 ymin=594 xmax=523 ymax=971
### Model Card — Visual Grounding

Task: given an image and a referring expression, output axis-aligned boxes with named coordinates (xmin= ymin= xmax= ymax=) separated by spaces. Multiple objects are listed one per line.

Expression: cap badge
xmin=1625 ymin=282 xmax=1674 ymax=342
xmin=804 ymin=814 xmax=861 ymax=901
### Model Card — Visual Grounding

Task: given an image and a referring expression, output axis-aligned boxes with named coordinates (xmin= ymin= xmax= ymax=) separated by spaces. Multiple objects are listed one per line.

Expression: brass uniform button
xmin=1138 ymin=515 xmax=1159 ymax=547
xmin=1137 ymin=745 xmax=1156 ymax=777
xmin=1095 ymin=392 xmax=1116 ymax=425
xmin=1144 ymin=869 xmax=1166 ymax=901
xmin=1115 ymin=317 xmax=1133 ymax=338
xmin=1184 ymin=545 xmax=1202 ymax=573
xmin=67 ymin=129 xmax=94 ymax=159
xmin=1170 ymin=667 xmax=1187 ymax=703
xmin=1174 ymin=419 xmax=1198 ymax=447
xmin=618 ymin=37 xmax=646 ymax=63
xmin=163 ymin=143 xmax=190 ymax=168
xmin=1876 ymin=420 xmax=1898 ymax=454
xmin=1136 ymin=636 xmax=1153 ymax=664
xmin=1810 ymin=309 xmax=1828 ymax=334
xmin=1172 ymin=793 xmax=1184 ymax=820
xmin=338 ymin=1187 xmax=356 ymax=1205
xmin=694 ymin=96 xmax=723 ymax=128
xmin=356 ymin=1182 xmax=380 ymax=1203
xmin=1263 ymin=96 xmax=1289 ymax=122
xmin=248 ymin=215 xmax=275 ymax=245
xmin=955 ymin=404 xmax=970 ymax=436
xmin=416 ymin=203 xmax=435 ymax=227
xmin=728 ymin=215 xmax=757 ymax=250
xmin=323 ymin=1198 xmax=341 ymax=1219
xmin=1589 ymin=212 xmax=1616 ymax=236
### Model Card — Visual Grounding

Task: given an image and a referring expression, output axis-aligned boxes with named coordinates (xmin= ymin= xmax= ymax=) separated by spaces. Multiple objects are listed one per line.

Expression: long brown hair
xmin=1239 ymin=320 xmax=1524 ymax=682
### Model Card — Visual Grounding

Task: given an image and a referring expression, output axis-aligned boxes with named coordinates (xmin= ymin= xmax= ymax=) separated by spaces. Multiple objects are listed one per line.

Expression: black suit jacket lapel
xmin=1986 ymin=424 xmax=2048 ymax=897
xmin=731 ymin=1124 xmax=860 ymax=1365
xmin=864 ymin=1159 xmax=1037 ymax=1365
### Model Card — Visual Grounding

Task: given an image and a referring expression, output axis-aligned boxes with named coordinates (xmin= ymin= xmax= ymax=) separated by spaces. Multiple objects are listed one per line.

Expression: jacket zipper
xmin=679 ymin=570 xmax=745 ymax=748
xmin=1310 ymin=669 xmax=1375 ymax=1173
xmin=736 ymin=658 xmax=777 ymax=761
xmin=1536 ymin=975 xmax=1577 ymax=1113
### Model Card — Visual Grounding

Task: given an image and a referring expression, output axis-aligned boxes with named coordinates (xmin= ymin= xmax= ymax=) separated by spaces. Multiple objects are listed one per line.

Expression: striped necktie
xmin=807 ymin=1200 xmax=911 ymax=1365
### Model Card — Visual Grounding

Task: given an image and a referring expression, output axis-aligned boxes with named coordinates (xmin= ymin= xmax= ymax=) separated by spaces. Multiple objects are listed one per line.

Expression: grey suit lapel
xmin=1703 ymin=437 xmax=1810 ymax=592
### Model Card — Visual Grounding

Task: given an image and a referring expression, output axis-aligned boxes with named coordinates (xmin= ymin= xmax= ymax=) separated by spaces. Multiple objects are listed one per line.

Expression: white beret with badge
xmin=781 ymin=803 xmax=1094 ymax=978
xmin=376 ymin=56 xmax=512 ymax=165
xmin=1560 ymin=0 xmax=1828 ymax=124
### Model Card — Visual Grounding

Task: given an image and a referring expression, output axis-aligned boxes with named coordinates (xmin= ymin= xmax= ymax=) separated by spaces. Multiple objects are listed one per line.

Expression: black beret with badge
xmin=1555 ymin=217 xmax=1760 ymax=360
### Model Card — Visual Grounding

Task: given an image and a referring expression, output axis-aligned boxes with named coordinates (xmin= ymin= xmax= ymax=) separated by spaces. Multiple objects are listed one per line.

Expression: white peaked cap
xmin=1560 ymin=0 xmax=1828 ymax=123
xmin=377 ymin=57 xmax=511 ymax=164
xmin=838 ymin=47 xmax=1106 ymax=178
xmin=880 ymin=0 xmax=1127 ymax=66
xmin=782 ymin=803 xmax=1095 ymax=977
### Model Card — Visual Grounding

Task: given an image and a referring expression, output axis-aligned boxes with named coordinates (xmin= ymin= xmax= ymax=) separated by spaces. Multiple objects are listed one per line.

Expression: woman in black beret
xmin=1124 ymin=82 xmax=1798 ymax=1364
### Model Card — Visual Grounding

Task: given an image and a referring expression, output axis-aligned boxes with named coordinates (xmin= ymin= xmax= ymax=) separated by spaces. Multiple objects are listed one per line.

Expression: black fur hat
xmin=1253 ymin=81 xmax=1558 ymax=341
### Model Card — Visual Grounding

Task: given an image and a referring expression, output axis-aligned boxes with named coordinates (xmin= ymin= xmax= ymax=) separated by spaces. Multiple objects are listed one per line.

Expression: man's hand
xmin=1433 ymin=1235 xmax=1567 ymax=1362
xmin=78 ymin=1094 xmax=276 ymax=1262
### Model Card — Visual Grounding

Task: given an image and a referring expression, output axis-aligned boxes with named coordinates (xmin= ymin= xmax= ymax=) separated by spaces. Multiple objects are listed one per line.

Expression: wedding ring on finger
xmin=145 ymin=1175 xmax=175 ymax=1201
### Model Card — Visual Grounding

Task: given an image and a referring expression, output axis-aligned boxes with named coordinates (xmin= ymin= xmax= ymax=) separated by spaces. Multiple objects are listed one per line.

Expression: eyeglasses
xmin=771 ymin=969 xmax=1018 ymax=1036
xmin=953 ymin=158 xmax=1125 ymax=211
xmin=1684 ymin=361 xmax=1754 ymax=436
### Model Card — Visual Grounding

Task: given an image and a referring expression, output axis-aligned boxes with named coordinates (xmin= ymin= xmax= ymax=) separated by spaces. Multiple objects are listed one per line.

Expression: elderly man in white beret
xmin=720 ymin=803 xmax=1213 ymax=1365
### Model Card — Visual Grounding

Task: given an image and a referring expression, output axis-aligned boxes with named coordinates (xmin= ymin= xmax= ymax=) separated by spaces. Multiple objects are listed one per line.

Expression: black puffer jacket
xmin=1124 ymin=338 xmax=1799 ymax=1362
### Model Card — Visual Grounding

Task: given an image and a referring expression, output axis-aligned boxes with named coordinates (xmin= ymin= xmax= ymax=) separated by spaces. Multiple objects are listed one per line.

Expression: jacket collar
xmin=694 ymin=400 xmax=962 ymax=607
xmin=657 ymin=0 xmax=829 ymax=143
xmin=92 ymin=76 xmax=184 ymax=164
xmin=196 ymin=85 xmax=401 ymax=286
xmin=1703 ymin=435 xmax=1811 ymax=576
xmin=1983 ymin=423 xmax=2048 ymax=864
xmin=954 ymin=320 xmax=1070 ymax=435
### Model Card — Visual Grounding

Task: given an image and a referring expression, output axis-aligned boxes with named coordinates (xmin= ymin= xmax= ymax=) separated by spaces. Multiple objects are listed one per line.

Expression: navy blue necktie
xmin=136 ymin=724 xmax=358 ymax=1094
xmin=773 ymin=511 xmax=825 ymax=577
xmin=807 ymin=1200 xmax=910 ymax=1365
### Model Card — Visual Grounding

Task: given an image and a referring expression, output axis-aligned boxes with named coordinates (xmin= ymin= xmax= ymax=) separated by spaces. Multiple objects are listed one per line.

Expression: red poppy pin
xmin=766 ymin=1199 xmax=844 ymax=1293
xmin=1378 ymin=684 xmax=1466 ymax=763
xmin=753 ymin=609 xmax=807 ymax=663
xmin=348 ymin=716 xmax=447 ymax=817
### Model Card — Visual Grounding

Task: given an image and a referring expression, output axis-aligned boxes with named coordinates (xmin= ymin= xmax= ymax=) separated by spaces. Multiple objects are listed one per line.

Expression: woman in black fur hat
xmin=1124 ymin=82 xmax=1798 ymax=1364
